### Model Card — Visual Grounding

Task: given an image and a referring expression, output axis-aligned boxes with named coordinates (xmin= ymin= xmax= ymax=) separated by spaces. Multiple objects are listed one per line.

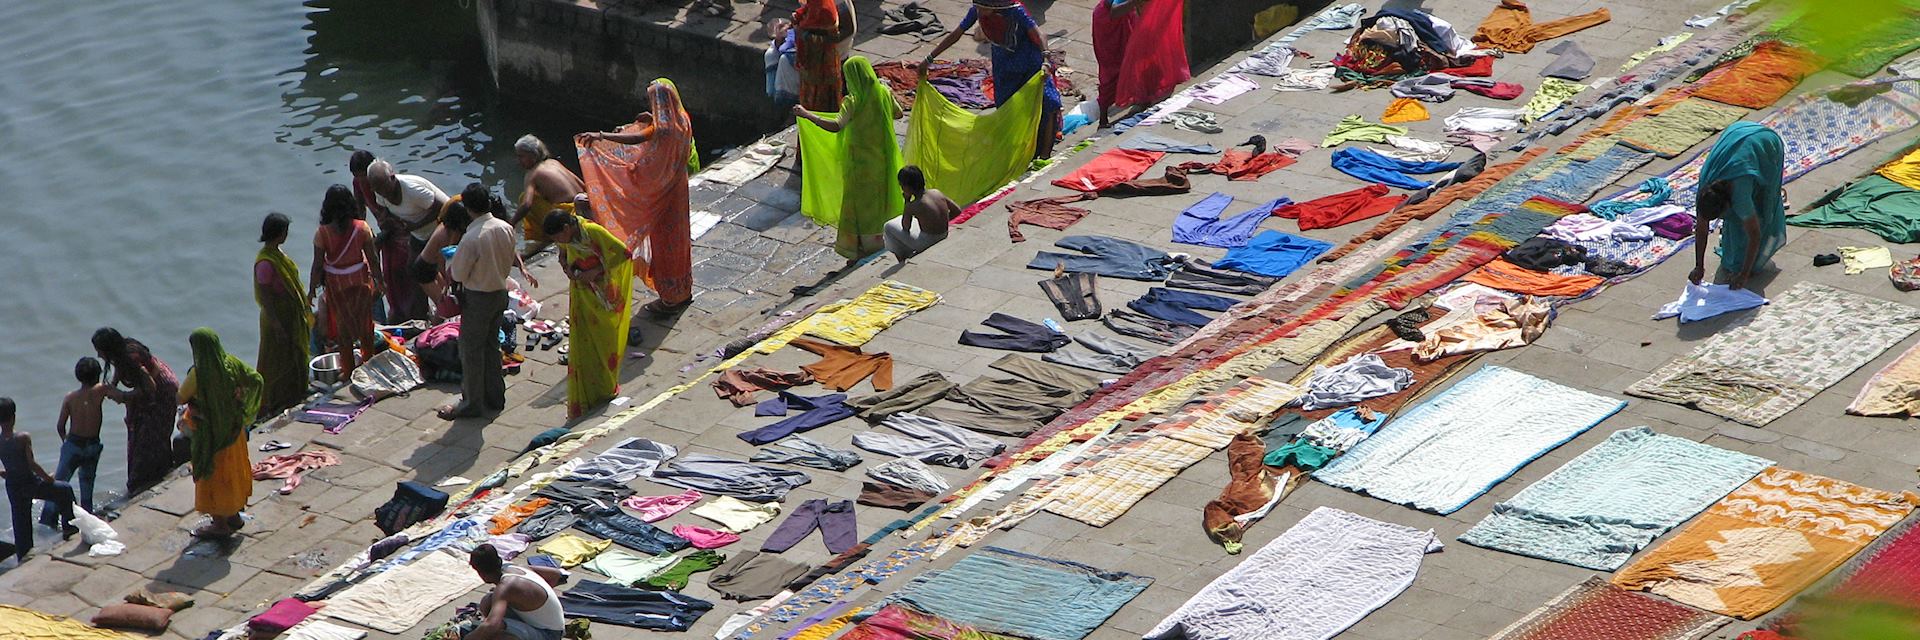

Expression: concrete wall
xmin=481 ymin=0 xmax=782 ymax=135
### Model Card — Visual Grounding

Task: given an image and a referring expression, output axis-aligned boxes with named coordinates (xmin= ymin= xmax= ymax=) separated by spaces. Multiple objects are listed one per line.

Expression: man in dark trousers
xmin=0 ymin=398 xmax=78 ymax=561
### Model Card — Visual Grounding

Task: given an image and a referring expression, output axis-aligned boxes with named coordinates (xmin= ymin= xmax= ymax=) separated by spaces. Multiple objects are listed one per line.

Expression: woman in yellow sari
xmin=543 ymin=209 xmax=635 ymax=419
xmin=178 ymin=328 xmax=261 ymax=538
xmin=578 ymin=78 xmax=697 ymax=317
xmin=254 ymin=213 xmax=311 ymax=418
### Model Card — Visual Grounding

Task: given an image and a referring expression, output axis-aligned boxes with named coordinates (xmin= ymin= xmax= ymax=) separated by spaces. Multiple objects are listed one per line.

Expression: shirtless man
xmin=464 ymin=543 xmax=566 ymax=640
xmin=2 ymin=398 xmax=78 ymax=560
xmin=882 ymin=166 xmax=960 ymax=263
xmin=510 ymin=135 xmax=586 ymax=257
xmin=43 ymin=358 xmax=120 ymax=522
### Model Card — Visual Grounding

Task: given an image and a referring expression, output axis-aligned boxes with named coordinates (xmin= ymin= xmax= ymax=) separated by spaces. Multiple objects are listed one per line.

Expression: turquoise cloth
xmin=1459 ymin=427 xmax=1772 ymax=570
xmin=1699 ymin=122 xmax=1787 ymax=272
xmin=885 ymin=546 xmax=1151 ymax=640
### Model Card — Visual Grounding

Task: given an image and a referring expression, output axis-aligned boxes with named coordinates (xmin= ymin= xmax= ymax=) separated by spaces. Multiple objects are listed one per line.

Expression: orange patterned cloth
xmin=1471 ymin=0 xmax=1611 ymax=54
xmin=1462 ymin=258 xmax=1604 ymax=297
xmin=1692 ymin=42 xmax=1823 ymax=110
xmin=1613 ymin=468 xmax=1916 ymax=619
xmin=1489 ymin=577 xmax=1727 ymax=640
xmin=489 ymin=497 xmax=552 ymax=535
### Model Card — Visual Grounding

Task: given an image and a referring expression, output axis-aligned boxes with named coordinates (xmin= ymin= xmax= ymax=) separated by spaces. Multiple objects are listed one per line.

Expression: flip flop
xmin=258 ymin=440 xmax=293 ymax=452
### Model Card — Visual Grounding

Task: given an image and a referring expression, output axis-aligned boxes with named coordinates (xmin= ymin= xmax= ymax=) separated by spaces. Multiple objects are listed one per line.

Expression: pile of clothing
xmin=1332 ymin=8 xmax=1486 ymax=82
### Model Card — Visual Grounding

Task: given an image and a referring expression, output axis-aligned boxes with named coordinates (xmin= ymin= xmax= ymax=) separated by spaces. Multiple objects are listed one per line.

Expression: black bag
xmin=373 ymin=481 xmax=449 ymax=536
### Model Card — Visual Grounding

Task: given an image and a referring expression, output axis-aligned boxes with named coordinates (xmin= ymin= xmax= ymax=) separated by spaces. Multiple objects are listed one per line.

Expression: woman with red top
xmin=308 ymin=184 xmax=384 ymax=382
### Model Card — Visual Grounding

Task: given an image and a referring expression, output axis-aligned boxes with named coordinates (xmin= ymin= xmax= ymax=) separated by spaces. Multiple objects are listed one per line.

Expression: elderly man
xmin=464 ymin=543 xmax=566 ymax=640
xmin=510 ymin=135 xmax=586 ymax=257
xmin=367 ymin=160 xmax=447 ymax=322
xmin=441 ymin=187 xmax=517 ymax=420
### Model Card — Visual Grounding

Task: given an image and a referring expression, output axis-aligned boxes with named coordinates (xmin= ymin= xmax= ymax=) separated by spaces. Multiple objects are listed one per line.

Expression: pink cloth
xmin=672 ymin=524 xmax=741 ymax=549
xmin=623 ymin=489 xmax=702 ymax=522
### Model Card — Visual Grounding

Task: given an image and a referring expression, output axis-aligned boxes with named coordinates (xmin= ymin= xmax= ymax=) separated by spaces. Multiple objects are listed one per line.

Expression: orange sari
xmin=576 ymin=79 xmax=695 ymax=306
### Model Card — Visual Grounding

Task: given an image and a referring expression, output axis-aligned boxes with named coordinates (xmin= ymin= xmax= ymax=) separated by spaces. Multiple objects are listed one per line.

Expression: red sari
xmin=1092 ymin=0 xmax=1190 ymax=113
xmin=575 ymin=80 xmax=695 ymax=306
xmin=316 ymin=220 xmax=378 ymax=376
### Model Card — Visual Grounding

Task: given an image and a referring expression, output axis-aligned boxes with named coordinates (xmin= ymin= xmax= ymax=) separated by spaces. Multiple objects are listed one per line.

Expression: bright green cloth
xmin=185 ymin=328 xmax=261 ymax=481
xmin=906 ymin=73 xmax=1044 ymax=207
xmin=798 ymin=56 xmax=905 ymax=259
xmin=1320 ymin=115 xmax=1406 ymax=148
xmin=1701 ymin=122 xmax=1787 ymax=274
xmin=642 ymin=550 xmax=725 ymax=590
xmin=1791 ymin=174 xmax=1920 ymax=243
xmin=1522 ymin=78 xmax=1588 ymax=122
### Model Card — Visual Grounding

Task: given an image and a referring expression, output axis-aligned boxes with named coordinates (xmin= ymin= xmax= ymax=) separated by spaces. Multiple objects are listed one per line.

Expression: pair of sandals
xmin=192 ymin=515 xmax=246 ymax=539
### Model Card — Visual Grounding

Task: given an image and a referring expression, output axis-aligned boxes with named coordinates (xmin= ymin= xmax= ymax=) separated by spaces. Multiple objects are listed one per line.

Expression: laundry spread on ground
xmin=885 ymin=547 xmax=1150 ymax=640
xmin=1849 ymin=340 xmax=1920 ymax=417
xmin=322 ymin=550 xmax=484 ymax=633
xmin=1628 ymin=282 xmax=1920 ymax=426
xmin=1314 ymin=366 xmax=1624 ymax=514
xmin=1381 ymin=97 xmax=1429 ymax=123
xmin=1749 ymin=515 xmax=1920 ymax=638
xmin=1461 ymin=427 xmax=1773 ymax=570
xmin=1214 ymin=230 xmax=1333 ymax=277
xmin=1613 ymin=468 xmax=1916 ymax=619
xmin=1791 ymin=175 xmax=1920 ymax=243
xmin=1148 ymin=507 xmax=1438 ymax=640
xmin=1274 ymin=183 xmax=1407 ymax=230
xmin=1322 ymin=115 xmax=1409 ymax=147
xmin=1692 ymin=41 xmax=1821 ymax=109
xmin=1330 ymin=147 xmax=1461 ymax=190
xmin=1651 ymin=283 xmax=1768 ymax=323
xmin=1612 ymin=98 xmax=1752 ymax=158
xmin=1470 ymin=0 xmax=1610 ymax=53
xmin=1489 ymin=577 xmax=1730 ymax=640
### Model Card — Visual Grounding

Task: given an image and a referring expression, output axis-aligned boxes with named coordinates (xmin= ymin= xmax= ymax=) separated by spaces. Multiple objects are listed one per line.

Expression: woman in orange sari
xmin=308 ymin=185 xmax=384 ymax=381
xmin=578 ymin=79 xmax=696 ymax=318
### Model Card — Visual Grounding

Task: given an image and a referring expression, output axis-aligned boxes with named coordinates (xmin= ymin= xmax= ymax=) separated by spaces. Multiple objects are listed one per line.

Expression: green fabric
xmin=1264 ymin=440 xmax=1336 ymax=470
xmin=582 ymin=549 xmax=677 ymax=585
xmin=254 ymin=245 xmax=311 ymax=416
xmin=906 ymin=73 xmax=1044 ymax=207
xmin=1701 ymin=123 xmax=1787 ymax=272
xmin=1777 ymin=0 xmax=1920 ymax=77
xmin=642 ymin=550 xmax=725 ymax=590
xmin=1620 ymin=32 xmax=1692 ymax=73
xmin=1320 ymin=115 xmax=1407 ymax=148
xmin=1790 ymin=175 xmax=1920 ymax=243
xmin=798 ymin=56 xmax=905 ymax=259
xmin=186 ymin=328 xmax=261 ymax=480
xmin=1613 ymin=98 xmax=1750 ymax=158
xmin=1522 ymin=78 xmax=1587 ymax=122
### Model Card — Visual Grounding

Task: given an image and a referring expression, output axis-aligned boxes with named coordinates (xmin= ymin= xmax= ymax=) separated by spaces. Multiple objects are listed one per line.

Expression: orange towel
xmin=1462 ymin=258 xmax=1604 ymax=297
xmin=1382 ymin=98 xmax=1430 ymax=123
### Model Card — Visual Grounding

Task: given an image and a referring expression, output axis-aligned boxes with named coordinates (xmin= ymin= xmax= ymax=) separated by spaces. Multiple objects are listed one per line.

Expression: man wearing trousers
xmin=442 ymin=195 xmax=517 ymax=420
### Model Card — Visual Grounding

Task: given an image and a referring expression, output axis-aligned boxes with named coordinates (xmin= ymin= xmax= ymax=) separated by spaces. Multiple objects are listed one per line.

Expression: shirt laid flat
xmin=582 ymin=549 xmax=679 ymax=585
xmin=537 ymin=534 xmax=612 ymax=567
xmin=691 ymin=496 xmax=782 ymax=532
xmin=1214 ymin=230 xmax=1333 ymax=277
xmin=1651 ymin=283 xmax=1768 ymax=323
xmin=450 ymin=213 xmax=516 ymax=292
xmin=1330 ymin=147 xmax=1461 ymax=190
xmin=377 ymin=175 xmax=449 ymax=241
xmin=790 ymin=338 xmax=893 ymax=391
xmin=1274 ymin=183 xmax=1406 ymax=230
xmin=1051 ymin=149 xmax=1165 ymax=192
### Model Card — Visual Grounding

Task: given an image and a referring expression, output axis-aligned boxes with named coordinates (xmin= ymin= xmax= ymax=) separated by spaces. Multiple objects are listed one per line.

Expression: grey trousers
xmin=459 ymin=288 xmax=509 ymax=411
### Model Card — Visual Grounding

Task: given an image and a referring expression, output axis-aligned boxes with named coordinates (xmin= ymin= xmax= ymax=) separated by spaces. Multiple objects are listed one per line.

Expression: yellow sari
xmin=561 ymin=221 xmax=635 ymax=417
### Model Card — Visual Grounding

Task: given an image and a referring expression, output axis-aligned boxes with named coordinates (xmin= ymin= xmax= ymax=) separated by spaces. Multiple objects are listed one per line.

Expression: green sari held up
xmin=560 ymin=220 xmax=635 ymax=418
xmin=255 ymin=246 xmax=311 ymax=417
xmin=798 ymin=56 xmax=905 ymax=259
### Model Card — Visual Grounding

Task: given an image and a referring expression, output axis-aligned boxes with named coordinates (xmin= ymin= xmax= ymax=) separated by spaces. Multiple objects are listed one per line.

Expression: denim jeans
xmin=45 ymin=436 xmax=101 ymax=521
xmin=1027 ymin=235 xmax=1179 ymax=281
xmin=572 ymin=508 xmax=691 ymax=555
xmin=10 ymin=480 xmax=74 ymax=559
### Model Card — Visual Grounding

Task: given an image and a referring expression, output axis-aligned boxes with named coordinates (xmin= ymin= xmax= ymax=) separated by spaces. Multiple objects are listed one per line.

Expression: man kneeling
xmin=466 ymin=543 xmax=566 ymax=640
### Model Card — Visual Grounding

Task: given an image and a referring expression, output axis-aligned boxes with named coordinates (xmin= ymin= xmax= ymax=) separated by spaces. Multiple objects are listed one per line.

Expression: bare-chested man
xmin=44 ymin=358 xmax=121 ymax=521
xmin=510 ymin=135 xmax=586 ymax=257
xmin=883 ymin=165 xmax=960 ymax=263
xmin=464 ymin=543 xmax=566 ymax=640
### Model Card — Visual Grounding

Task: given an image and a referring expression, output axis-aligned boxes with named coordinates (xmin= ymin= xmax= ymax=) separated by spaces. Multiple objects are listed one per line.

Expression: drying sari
xmin=559 ymin=220 xmax=636 ymax=418
xmin=798 ymin=56 xmax=906 ymax=258
xmin=577 ymin=79 xmax=695 ymax=307
xmin=255 ymin=245 xmax=312 ymax=418
xmin=962 ymin=1 xmax=1061 ymax=154
xmin=1700 ymin=122 xmax=1787 ymax=278
xmin=180 ymin=329 xmax=260 ymax=519
xmin=120 ymin=339 xmax=179 ymax=491
xmin=795 ymin=0 xmax=843 ymax=111
xmin=1092 ymin=0 xmax=1189 ymax=113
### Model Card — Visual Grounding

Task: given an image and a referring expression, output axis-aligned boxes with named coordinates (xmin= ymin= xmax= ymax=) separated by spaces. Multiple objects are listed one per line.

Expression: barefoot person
xmin=43 ymin=358 xmax=120 ymax=523
xmin=92 ymin=328 xmax=179 ymax=492
xmin=3 ymin=398 xmax=78 ymax=560
xmin=311 ymin=185 xmax=385 ymax=382
xmin=544 ymin=210 xmax=635 ymax=418
xmin=1690 ymin=122 xmax=1787 ymax=291
xmin=578 ymin=79 xmax=697 ymax=317
xmin=509 ymin=135 xmax=586 ymax=255
xmin=177 ymin=329 xmax=261 ymax=538
xmin=256 ymin=213 xmax=312 ymax=418
xmin=465 ymin=543 xmax=566 ymax=640
xmin=883 ymin=166 xmax=959 ymax=263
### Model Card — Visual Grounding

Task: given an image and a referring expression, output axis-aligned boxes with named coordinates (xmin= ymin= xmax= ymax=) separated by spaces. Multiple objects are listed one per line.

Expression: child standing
xmin=44 ymin=358 xmax=118 ymax=522
xmin=2 ymin=398 xmax=77 ymax=560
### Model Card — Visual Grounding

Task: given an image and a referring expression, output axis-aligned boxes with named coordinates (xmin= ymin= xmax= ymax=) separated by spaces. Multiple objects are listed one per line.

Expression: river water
xmin=0 ymin=0 xmax=733 ymax=503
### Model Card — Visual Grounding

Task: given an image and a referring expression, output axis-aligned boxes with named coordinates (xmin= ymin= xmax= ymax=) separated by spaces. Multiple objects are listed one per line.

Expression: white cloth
xmin=1188 ymin=74 xmax=1261 ymax=105
xmin=691 ymin=496 xmax=782 ymax=532
xmin=562 ymin=437 xmax=677 ymax=483
xmin=1390 ymin=74 xmax=1458 ymax=102
xmin=376 ymin=174 xmax=449 ymax=242
xmin=1617 ymin=204 xmax=1688 ymax=227
xmin=283 ymin=620 xmax=369 ymax=640
xmin=450 ymin=213 xmax=516 ymax=292
xmin=1272 ymin=67 xmax=1336 ymax=92
xmin=1146 ymin=507 xmax=1439 ymax=640
xmin=1296 ymin=353 xmax=1414 ymax=411
xmin=1137 ymin=95 xmax=1193 ymax=127
xmin=1544 ymin=214 xmax=1654 ymax=243
xmin=867 ymin=457 xmax=949 ymax=494
xmin=324 ymin=550 xmax=485 ymax=633
xmin=697 ymin=140 xmax=787 ymax=187
xmin=1376 ymin=136 xmax=1451 ymax=163
xmin=1424 ymin=14 xmax=1477 ymax=56
xmin=1444 ymin=107 xmax=1528 ymax=133
xmin=1228 ymin=47 xmax=1295 ymax=76
xmin=1652 ymin=283 xmax=1768 ymax=323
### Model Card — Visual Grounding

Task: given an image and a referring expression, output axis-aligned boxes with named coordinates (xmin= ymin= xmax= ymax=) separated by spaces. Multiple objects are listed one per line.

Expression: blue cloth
xmin=1698 ymin=122 xmax=1787 ymax=272
xmin=1123 ymin=134 xmax=1221 ymax=154
xmin=1127 ymin=288 xmax=1239 ymax=326
xmin=1330 ymin=147 xmax=1461 ymax=190
xmin=1588 ymin=177 xmax=1671 ymax=220
xmin=884 ymin=546 xmax=1152 ymax=640
xmin=1172 ymin=193 xmax=1286 ymax=248
xmin=1028 ymin=235 xmax=1178 ymax=281
xmin=1214 ymin=230 xmax=1332 ymax=277
xmin=1145 ymin=287 xmax=1236 ymax=310
xmin=738 ymin=392 xmax=855 ymax=445
xmin=958 ymin=6 xmax=1062 ymax=111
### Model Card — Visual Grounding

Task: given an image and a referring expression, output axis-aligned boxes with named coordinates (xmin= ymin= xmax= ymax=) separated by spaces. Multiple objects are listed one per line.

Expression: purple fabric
xmin=738 ymin=393 xmax=855 ymax=445
xmin=1650 ymin=213 xmax=1695 ymax=240
xmin=1173 ymin=193 xmax=1286 ymax=248
xmin=759 ymin=498 xmax=858 ymax=554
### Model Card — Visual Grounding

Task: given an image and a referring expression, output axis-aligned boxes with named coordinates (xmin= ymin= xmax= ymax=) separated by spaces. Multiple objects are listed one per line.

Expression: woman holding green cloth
xmin=1690 ymin=122 xmax=1787 ymax=291
xmin=793 ymin=56 xmax=906 ymax=260
xmin=178 ymin=328 xmax=262 ymax=538
xmin=254 ymin=213 xmax=311 ymax=418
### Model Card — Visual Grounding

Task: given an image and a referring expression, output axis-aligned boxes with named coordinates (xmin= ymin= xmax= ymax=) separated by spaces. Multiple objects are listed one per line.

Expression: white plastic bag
xmin=71 ymin=508 xmax=124 ymax=556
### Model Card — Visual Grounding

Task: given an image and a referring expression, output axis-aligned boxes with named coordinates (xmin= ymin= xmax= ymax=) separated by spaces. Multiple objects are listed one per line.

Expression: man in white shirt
xmin=367 ymin=160 xmax=447 ymax=322
xmin=466 ymin=543 xmax=566 ymax=640
xmin=442 ymin=186 xmax=517 ymax=419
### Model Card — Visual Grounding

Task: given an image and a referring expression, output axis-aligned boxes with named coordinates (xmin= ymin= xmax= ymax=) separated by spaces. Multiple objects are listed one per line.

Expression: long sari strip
xmin=255 ymin=246 xmax=312 ymax=416
xmin=905 ymin=73 xmax=1044 ymax=207
xmin=561 ymin=221 xmax=636 ymax=418
xmin=1092 ymin=0 xmax=1189 ymax=111
xmin=577 ymin=79 xmax=695 ymax=305
xmin=799 ymin=57 xmax=906 ymax=258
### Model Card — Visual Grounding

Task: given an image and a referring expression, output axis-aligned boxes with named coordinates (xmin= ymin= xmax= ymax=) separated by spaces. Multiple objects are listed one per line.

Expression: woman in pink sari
xmin=579 ymin=79 xmax=696 ymax=318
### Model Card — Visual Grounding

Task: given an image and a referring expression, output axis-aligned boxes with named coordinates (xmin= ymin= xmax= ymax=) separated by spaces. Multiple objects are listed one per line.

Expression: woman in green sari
xmin=543 ymin=209 xmax=635 ymax=419
xmin=1690 ymin=122 xmax=1787 ymax=291
xmin=178 ymin=328 xmax=261 ymax=538
xmin=793 ymin=56 xmax=906 ymax=260
xmin=254 ymin=213 xmax=311 ymax=418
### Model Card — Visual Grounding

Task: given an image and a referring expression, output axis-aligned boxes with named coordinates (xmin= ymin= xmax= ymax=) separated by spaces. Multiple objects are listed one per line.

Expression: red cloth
xmin=1051 ymin=148 xmax=1164 ymax=192
xmin=1008 ymin=193 xmax=1099 ymax=242
xmin=1439 ymin=56 xmax=1494 ymax=77
xmin=1692 ymin=41 xmax=1821 ymax=109
xmin=1455 ymin=80 xmax=1524 ymax=99
xmin=793 ymin=0 xmax=838 ymax=30
xmin=1275 ymin=184 xmax=1406 ymax=230
xmin=1092 ymin=0 xmax=1191 ymax=111
xmin=1175 ymin=149 xmax=1297 ymax=181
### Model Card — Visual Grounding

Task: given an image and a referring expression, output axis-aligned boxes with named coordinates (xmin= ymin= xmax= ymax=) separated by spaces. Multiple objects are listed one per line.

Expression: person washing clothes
xmin=1689 ymin=122 xmax=1787 ymax=291
xmin=464 ymin=543 xmax=567 ymax=640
